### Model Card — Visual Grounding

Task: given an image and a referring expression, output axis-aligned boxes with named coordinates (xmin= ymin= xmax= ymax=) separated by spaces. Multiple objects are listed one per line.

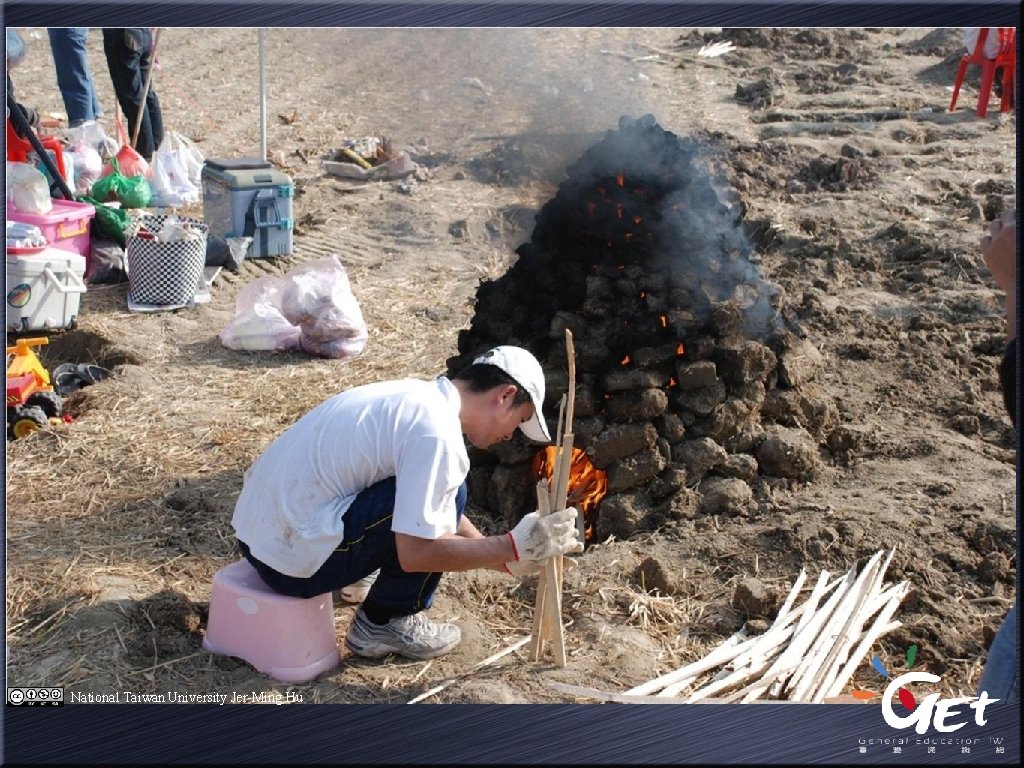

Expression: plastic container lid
xmin=204 ymin=158 xmax=273 ymax=171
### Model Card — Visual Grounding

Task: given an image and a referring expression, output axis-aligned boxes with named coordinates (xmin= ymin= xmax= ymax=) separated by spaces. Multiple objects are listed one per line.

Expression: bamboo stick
xmin=535 ymin=399 xmax=565 ymax=650
xmin=528 ymin=480 xmax=552 ymax=660
xmin=407 ymin=636 xmax=532 ymax=703
xmin=539 ymin=490 xmax=567 ymax=666
xmin=771 ymin=569 xmax=808 ymax=630
xmin=528 ymin=330 xmax=576 ymax=668
xmin=822 ymin=583 xmax=909 ymax=700
xmin=782 ymin=565 xmax=861 ymax=700
xmin=131 ymin=28 xmax=162 ymax=151
xmin=808 ymin=550 xmax=896 ymax=702
xmin=632 ymin=597 xmax=815 ymax=697
xmin=768 ymin=569 xmax=834 ymax=697
xmin=798 ymin=551 xmax=887 ymax=702
xmin=685 ymin=644 xmax=789 ymax=702
xmin=743 ymin=577 xmax=878 ymax=703
xmin=699 ymin=629 xmax=752 ymax=687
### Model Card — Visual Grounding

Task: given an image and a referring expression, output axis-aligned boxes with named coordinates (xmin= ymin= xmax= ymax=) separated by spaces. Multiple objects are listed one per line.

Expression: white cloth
xmin=962 ymin=28 xmax=1000 ymax=60
xmin=232 ymin=376 xmax=469 ymax=577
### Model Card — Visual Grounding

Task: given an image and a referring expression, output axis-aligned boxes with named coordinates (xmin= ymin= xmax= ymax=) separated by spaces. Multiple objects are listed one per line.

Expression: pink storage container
xmin=6 ymin=198 xmax=95 ymax=260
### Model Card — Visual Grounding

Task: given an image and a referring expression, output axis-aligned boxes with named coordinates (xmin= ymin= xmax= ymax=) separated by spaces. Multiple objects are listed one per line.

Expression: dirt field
xmin=5 ymin=28 xmax=1017 ymax=704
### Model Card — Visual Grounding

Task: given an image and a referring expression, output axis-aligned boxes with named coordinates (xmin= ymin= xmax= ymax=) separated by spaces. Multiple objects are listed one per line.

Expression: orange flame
xmin=615 ymin=172 xmax=625 ymax=187
xmin=659 ymin=314 xmax=668 ymax=328
xmin=668 ymin=376 xmax=678 ymax=388
xmin=532 ymin=447 xmax=607 ymax=542
xmin=620 ymin=355 xmax=631 ymax=365
xmin=676 ymin=343 xmax=685 ymax=356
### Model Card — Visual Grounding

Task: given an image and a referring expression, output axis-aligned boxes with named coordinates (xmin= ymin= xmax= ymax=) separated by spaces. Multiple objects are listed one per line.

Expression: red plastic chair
xmin=950 ymin=27 xmax=1016 ymax=118
xmin=5 ymin=117 xmax=68 ymax=181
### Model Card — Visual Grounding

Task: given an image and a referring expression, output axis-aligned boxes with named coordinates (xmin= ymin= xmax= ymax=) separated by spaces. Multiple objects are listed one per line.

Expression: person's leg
xmin=359 ymin=480 xmax=467 ymax=622
xmin=237 ymin=476 xmax=421 ymax=600
xmin=139 ymin=40 xmax=164 ymax=152
xmin=977 ymin=603 xmax=1019 ymax=702
xmin=103 ymin=28 xmax=156 ymax=159
xmin=48 ymin=28 xmax=101 ymax=126
xmin=344 ymin=480 xmax=467 ymax=659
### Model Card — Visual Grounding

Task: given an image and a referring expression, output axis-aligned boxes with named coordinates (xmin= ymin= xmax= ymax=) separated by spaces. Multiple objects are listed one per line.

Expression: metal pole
xmin=258 ymin=28 xmax=267 ymax=162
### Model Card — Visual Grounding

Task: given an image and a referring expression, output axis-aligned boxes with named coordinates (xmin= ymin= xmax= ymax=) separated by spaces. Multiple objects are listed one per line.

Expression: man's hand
xmin=981 ymin=209 xmax=1017 ymax=342
xmin=981 ymin=209 xmax=1016 ymax=294
xmin=508 ymin=508 xmax=584 ymax=561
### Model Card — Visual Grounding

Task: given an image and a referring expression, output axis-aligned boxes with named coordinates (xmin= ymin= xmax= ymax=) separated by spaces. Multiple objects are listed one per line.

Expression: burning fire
xmin=532 ymin=446 xmax=607 ymax=543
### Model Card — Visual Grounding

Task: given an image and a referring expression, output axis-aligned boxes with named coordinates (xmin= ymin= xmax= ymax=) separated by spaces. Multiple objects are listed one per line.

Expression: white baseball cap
xmin=473 ymin=345 xmax=551 ymax=443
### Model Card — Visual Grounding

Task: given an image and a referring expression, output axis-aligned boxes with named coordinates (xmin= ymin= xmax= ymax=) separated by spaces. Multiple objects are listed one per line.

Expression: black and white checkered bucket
xmin=126 ymin=215 xmax=208 ymax=306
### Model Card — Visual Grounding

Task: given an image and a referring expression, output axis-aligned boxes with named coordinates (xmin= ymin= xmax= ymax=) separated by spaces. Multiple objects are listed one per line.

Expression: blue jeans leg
xmin=977 ymin=602 xmax=1019 ymax=702
xmin=238 ymin=478 xmax=468 ymax=621
xmin=48 ymin=28 xmax=101 ymax=125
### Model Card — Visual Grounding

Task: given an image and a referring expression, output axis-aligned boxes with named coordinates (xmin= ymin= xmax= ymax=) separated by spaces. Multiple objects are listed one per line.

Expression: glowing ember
xmin=532 ymin=446 xmax=607 ymax=542
xmin=620 ymin=355 xmax=631 ymax=365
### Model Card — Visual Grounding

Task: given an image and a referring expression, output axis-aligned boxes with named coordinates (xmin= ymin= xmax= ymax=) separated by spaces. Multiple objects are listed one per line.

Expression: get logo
xmin=851 ymin=645 xmax=999 ymax=733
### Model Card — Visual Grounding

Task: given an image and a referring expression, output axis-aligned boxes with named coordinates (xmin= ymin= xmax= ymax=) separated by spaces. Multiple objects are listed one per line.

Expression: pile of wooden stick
xmin=528 ymin=329 xmax=578 ymax=668
xmin=553 ymin=548 xmax=908 ymax=703
xmin=625 ymin=548 xmax=909 ymax=702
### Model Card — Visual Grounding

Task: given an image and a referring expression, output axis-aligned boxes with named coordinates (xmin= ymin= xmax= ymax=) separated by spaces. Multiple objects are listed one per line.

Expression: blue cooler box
xmin=201 ymin=158 xmax=293 ymax=258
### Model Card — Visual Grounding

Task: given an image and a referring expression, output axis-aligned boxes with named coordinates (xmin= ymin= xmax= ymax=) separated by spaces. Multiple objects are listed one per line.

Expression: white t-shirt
xmin=232 ymin=376 xmax=469 ymax=577
xmin=962 ymin=28 xmax=1000 ymax=60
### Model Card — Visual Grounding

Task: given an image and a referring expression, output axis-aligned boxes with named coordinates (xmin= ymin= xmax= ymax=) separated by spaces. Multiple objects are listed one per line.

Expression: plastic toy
xmin=6 ymin=337 xmax=63 ymax=439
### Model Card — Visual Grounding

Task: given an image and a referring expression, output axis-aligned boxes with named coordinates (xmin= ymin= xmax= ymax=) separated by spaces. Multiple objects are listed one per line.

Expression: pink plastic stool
xmin=202 ymin=559 xmax=340 ymax=683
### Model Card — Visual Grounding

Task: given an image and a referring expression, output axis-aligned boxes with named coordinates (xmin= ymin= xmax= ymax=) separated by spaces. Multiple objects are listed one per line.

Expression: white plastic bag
xmin=62 ymin=120 xmax=119 ymax=159
xmin=69 ymin=141 xmax=104 ymax=195
xmin=218 ymin=255 xmax=368 ymax=359
xmin=280 ymin=256 xmax=369 ymax=359
xmin=163 ymin=132 xmax=205 ymax=186
xmin=149 ymin=132 xmax=203 ymax=207
xmin=6 ymin=162 xmax=53 ymax=215
xmin=218 ymin=276 xmax=301 ymax=351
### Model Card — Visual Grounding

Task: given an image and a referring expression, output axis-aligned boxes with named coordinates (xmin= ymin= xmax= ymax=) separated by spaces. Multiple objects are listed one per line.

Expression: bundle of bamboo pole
xmin=611 ymin=548 xmax=909 ymax=703
xmin=528 ymin=329 xmax=578 ymax=667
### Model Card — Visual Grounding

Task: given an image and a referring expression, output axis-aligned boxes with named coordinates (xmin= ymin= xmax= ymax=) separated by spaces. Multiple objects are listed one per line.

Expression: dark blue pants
xmin=239 ymin=477 xmax=467 ymax=622
xmin=102 ymin=28 xmax=164 ymax=160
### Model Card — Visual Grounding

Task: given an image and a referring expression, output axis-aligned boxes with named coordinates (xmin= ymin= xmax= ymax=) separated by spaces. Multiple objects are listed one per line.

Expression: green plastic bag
xmin=90 ymin=157 xmax=153 ymax=209
xmin=77 ymin=195 xmax=131 ymax=247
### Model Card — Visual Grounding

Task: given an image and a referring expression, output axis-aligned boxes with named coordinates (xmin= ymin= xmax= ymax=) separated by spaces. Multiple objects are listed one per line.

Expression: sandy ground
xmin=5 ymin=27 xmax=1017 ymax=704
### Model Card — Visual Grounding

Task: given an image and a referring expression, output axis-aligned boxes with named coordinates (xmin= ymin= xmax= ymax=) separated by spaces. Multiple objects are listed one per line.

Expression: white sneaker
xmin=338 ymin=569 xmax=379 ymax=604
xmin=345 ymin=607 xmax=462 ymax=660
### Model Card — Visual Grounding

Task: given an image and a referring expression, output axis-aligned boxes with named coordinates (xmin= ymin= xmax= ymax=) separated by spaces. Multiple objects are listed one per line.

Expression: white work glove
xmin=503 ymin=559 xmax=542 ymax=577
xmin=508 ymin=507 xmax=584 ymax=562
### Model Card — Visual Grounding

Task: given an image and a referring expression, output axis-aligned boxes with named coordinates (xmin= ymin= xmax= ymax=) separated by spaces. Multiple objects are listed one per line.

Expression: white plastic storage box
xmin=6 ymin=247 xmax=87 ymax=332
xmin=201 ymin=158 xmax=293 ymax=259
